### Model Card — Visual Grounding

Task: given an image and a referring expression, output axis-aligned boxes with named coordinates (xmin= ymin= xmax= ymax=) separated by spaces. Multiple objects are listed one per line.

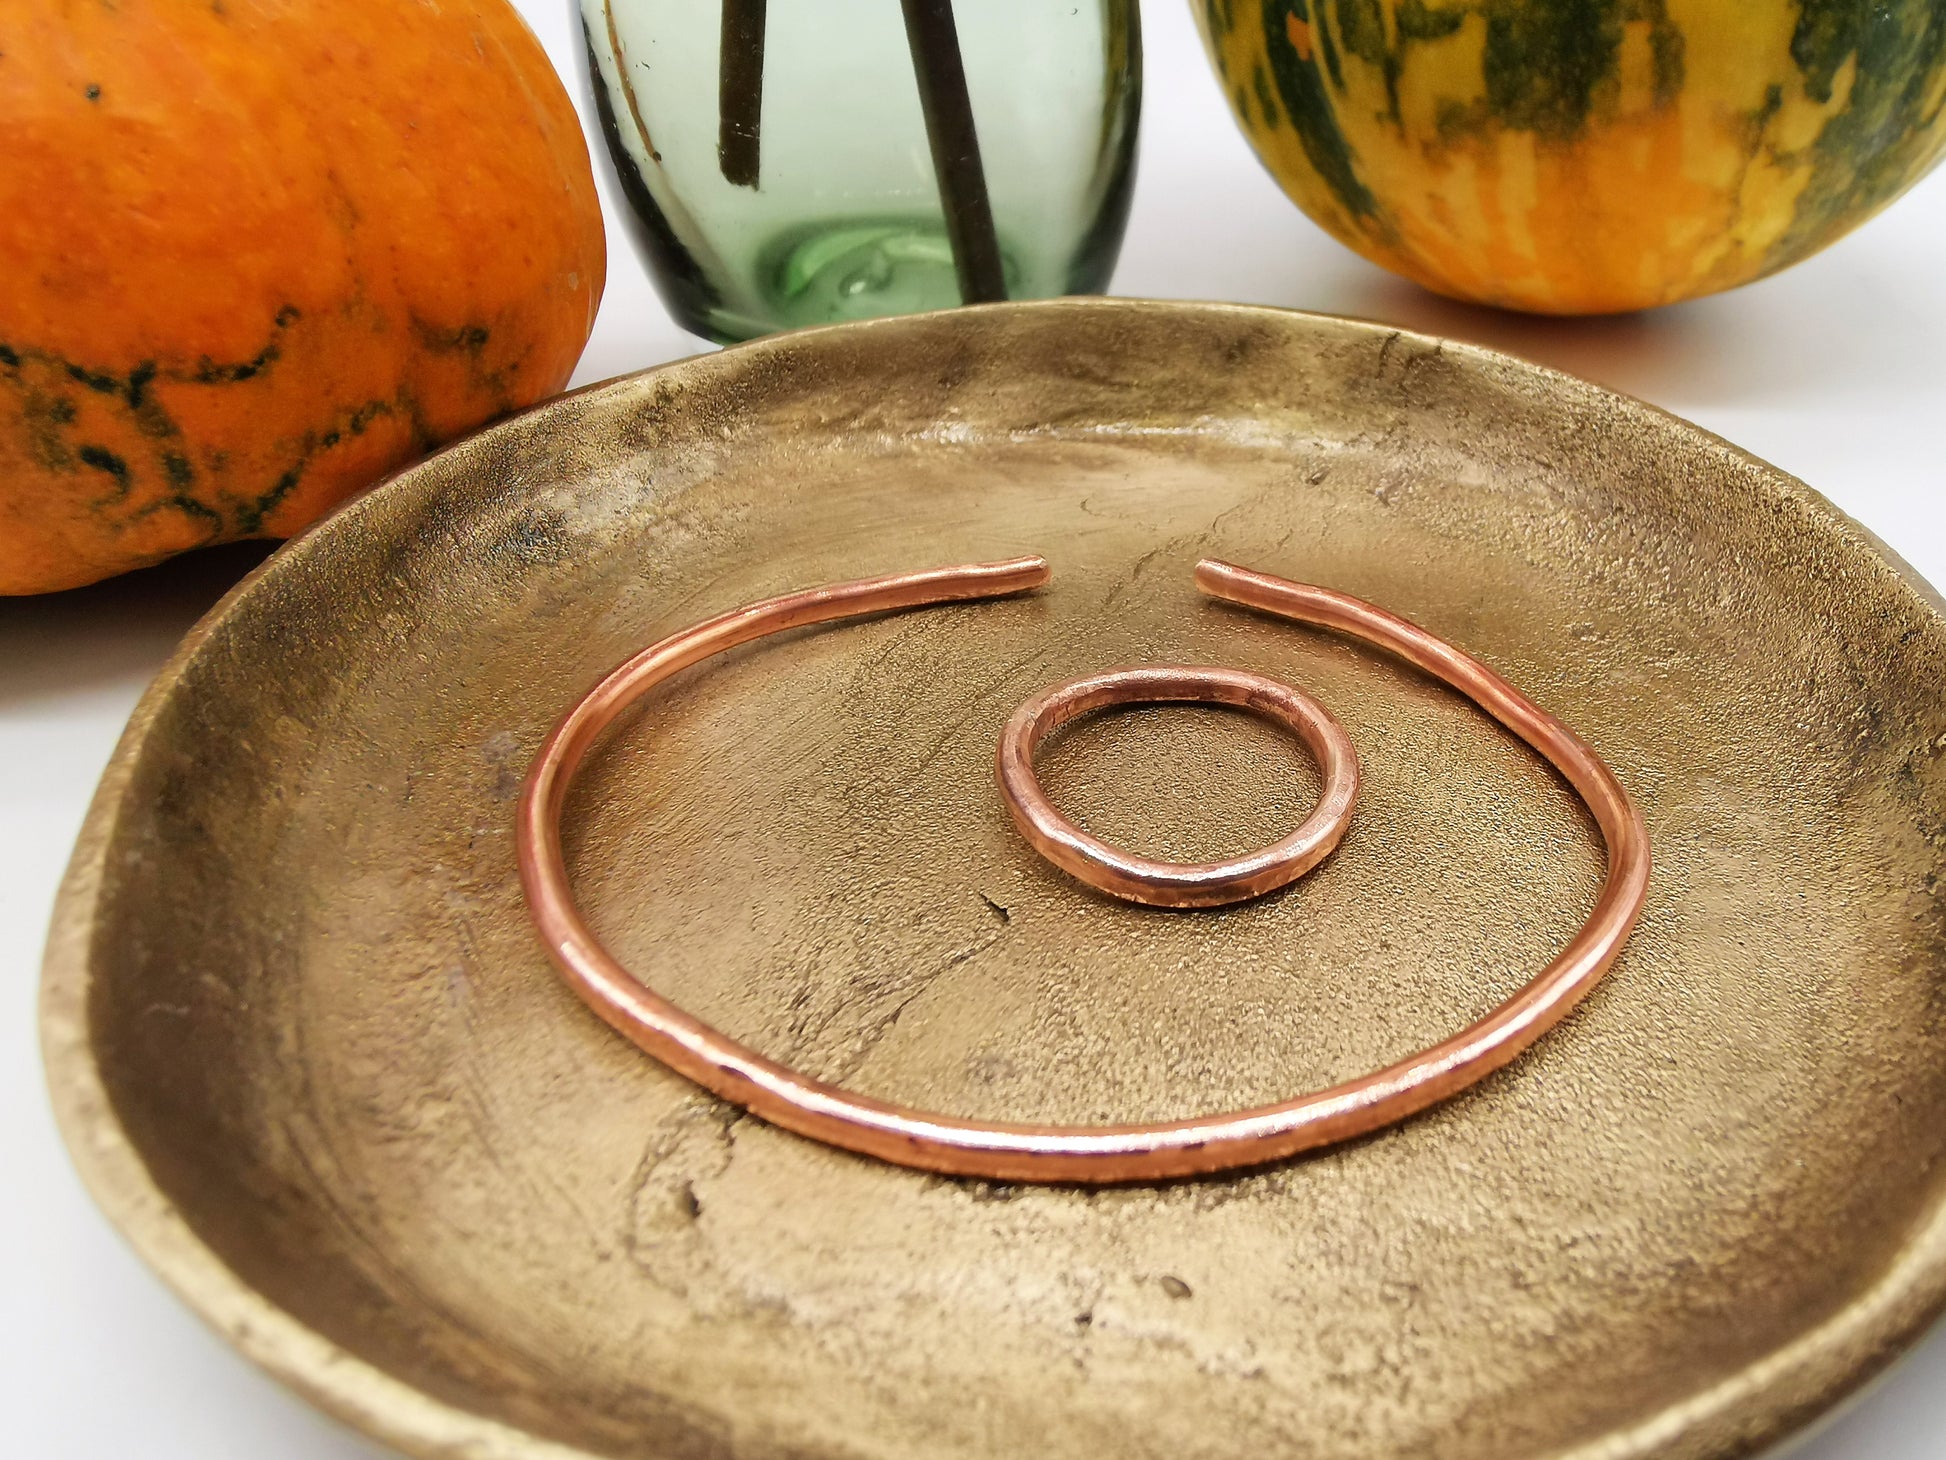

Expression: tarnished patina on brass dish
xmin=42 ymin=299 xmax=1946 ymax=1460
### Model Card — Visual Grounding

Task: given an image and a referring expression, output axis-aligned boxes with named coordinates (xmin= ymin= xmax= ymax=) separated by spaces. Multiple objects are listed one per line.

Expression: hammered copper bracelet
xmin=517 ymin=556 xmax=1650 ymax=1184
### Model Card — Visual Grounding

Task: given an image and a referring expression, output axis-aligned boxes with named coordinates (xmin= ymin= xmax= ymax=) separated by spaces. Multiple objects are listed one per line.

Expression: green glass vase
xmin=579 ymin=0 xmax=1142 ymax=343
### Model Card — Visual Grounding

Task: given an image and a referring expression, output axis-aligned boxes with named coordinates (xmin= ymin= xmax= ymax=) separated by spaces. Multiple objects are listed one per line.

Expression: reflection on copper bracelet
xmin=517 ymin=556 xmax=1650 ymax=1184
xmin=997 ymin=664 xmax=1360 ymax=908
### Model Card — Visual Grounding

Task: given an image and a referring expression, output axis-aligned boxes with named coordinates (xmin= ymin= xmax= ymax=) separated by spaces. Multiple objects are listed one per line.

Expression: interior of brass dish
xmin=43 ymin=299 xmax=1946 ymax=1460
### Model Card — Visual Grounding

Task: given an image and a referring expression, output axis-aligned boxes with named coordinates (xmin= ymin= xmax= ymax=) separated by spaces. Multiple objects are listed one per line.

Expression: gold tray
xmin=42 ymin=300 xmax=1946 ymax=1459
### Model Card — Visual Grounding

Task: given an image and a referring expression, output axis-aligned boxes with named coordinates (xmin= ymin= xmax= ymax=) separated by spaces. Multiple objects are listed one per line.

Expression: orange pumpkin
xmin=0 ymin=0 xmax=604 ymax=594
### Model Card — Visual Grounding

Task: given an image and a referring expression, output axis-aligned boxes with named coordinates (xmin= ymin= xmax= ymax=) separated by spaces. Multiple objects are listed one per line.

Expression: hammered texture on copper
xmin=44 ymin=301 xmax=1946 ymax=1460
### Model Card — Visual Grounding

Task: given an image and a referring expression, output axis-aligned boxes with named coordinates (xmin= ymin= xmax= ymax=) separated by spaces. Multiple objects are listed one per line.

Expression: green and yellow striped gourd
xmin=1196 ymin=0 xmax=1946 ymax=312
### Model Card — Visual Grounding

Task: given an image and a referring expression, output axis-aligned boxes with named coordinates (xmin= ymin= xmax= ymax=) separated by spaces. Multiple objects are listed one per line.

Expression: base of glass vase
xmin=715 ymin=217 xmax=1018 ymax=340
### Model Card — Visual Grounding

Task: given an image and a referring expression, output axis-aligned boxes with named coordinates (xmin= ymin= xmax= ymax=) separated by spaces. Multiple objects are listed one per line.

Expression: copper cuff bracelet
xmin=516 ymin=556 xmax=1649 ymax=1184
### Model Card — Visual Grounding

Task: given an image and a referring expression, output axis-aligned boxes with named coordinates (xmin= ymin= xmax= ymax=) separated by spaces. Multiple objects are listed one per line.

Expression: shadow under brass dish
xmin=42 ymin=298 xmax=1946 ymax=1460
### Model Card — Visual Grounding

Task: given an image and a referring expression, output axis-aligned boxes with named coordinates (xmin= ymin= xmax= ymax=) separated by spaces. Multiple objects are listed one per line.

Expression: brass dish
xmin=42 ymin=299 xmax=1946 ymax=1459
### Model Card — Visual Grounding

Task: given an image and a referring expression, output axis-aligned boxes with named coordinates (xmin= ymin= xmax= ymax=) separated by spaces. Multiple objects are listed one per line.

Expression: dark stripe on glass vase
xmin=718 ymin=0 xmax=767 ymax=187
xmin=899 ymin=0 xmax=1007 ymax=303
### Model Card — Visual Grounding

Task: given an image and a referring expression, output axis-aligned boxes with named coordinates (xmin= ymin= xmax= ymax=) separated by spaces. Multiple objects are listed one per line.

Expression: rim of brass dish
xmin=37 ymin=298 xmax=1946 ymax=1460
xmin=996 ymin=662 xmax=1360 ymax=909
xmin=516 ymin=556 xmax=1650 ymax=1184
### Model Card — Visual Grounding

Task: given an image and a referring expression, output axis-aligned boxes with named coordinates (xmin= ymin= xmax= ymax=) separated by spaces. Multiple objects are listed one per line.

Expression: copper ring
xmin=517 ymin=556 xmax=1650 ymax=1184
xmin=996 ymin=666 xmax=1359 ymax=908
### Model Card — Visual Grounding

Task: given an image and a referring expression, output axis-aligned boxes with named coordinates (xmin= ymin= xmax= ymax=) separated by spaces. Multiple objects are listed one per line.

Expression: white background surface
xmin=5 ymin=1 xmax=1944 ymax=1455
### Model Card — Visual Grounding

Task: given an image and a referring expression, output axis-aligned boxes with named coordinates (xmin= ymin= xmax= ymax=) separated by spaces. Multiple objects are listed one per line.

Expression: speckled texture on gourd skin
xmin=1196 ymin=0 xmax=1946 ymax=313
xmin=41 ymin=301 xmax=1946 ymax=1460
xmin=0 ymin=0 xmax=605 ymax=594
